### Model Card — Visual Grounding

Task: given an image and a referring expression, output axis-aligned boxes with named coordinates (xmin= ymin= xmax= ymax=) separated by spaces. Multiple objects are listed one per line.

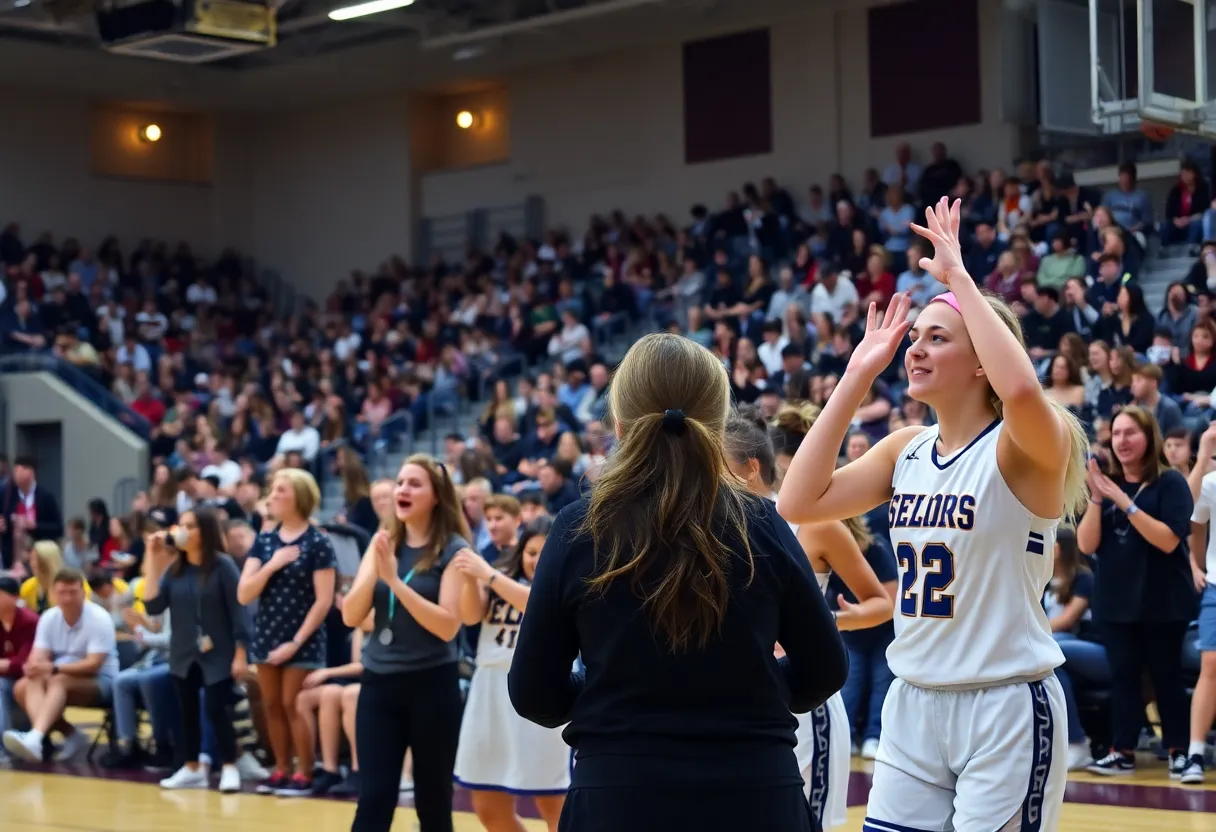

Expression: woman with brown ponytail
xmin=508 ymin=332 xmax=847 ymax=832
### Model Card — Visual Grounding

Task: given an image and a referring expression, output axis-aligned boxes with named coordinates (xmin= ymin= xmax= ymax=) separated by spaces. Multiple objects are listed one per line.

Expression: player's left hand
xmin=911 ymin=197 xmax=966 ymax=286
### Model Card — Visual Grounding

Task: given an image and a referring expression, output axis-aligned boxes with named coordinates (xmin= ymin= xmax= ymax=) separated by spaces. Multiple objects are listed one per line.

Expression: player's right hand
xmin=847 ymin=292 xmax=912 ymax=381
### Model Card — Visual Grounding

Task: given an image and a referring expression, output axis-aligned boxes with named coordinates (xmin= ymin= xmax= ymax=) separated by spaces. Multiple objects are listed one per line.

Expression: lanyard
xmin=385 ymin=567 xmax=415 ymax=626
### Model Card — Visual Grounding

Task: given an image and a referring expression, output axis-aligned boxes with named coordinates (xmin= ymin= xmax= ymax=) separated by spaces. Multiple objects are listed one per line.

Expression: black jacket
xmin=0 ymin=483 xmax=64 ymax=570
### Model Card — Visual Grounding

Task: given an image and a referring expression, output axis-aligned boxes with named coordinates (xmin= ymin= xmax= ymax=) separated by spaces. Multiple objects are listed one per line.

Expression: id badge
xmin=198 ymin=633 xmax=214 ymax=653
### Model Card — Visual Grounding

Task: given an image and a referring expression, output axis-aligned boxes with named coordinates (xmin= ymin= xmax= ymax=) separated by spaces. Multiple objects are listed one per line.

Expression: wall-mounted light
xmin=455 ymin=110 xmax=476 ymax=130
xmin=139 ymin=123 xmax=162 ymax=143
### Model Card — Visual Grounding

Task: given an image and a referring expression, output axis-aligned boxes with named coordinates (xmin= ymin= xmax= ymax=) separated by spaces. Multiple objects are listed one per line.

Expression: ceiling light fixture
xmin=455 ymin=110 xmax=475 ymax=129
xmin=329 ymin=0 xmax=414 ymax=21
xmin=139 ymin=124 xmax=163 ymax=143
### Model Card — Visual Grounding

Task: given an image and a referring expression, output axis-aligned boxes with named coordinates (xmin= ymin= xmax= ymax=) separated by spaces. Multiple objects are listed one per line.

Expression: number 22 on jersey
xmin=896 ymin=543 xmax=955 ymax=618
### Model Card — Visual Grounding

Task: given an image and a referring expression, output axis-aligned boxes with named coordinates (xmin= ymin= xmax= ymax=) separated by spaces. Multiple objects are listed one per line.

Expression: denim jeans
xmin=0 ymin=676 xmax=14 ymax=733
xmin=838 ymin=627 xmax=895 ymax=743
xmin=112 ymin=660 xmax=180 ymax=748
xmin=1052 ymin=632 xmax=1111 ymax=744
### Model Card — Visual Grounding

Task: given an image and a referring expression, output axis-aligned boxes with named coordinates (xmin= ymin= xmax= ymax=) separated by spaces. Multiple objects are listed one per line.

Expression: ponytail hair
xmin=977 ymin=291 xmax=1091 ymax=516
xmin=583 ymin=333 xmax=753 ymax=651
xmin=724 ymin=406 xmax=777 ymax=488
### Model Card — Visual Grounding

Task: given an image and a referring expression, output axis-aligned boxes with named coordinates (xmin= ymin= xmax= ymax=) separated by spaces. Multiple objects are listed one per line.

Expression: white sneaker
xmin=160 ymin=765 xmax=210 ymax=790
xmin=2 ymin=730 xmax=43 ymax=763
xmin=237 ymin=751 xmax=269 ymax=782
xmin=861 ymin=739 xmax=880 ymax=760
xmin=1066 ymin=741 xmax=1093 ymax=771
xmin=54 ymin=731 xmax=88 ymax=762
xmin=218 ymin=765 xmax=241 ymax=793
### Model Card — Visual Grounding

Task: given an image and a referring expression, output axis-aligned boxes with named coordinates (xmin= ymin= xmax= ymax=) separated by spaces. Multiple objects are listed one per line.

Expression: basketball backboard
xmin=1089 ymin=0 xmax=1216 ymax=137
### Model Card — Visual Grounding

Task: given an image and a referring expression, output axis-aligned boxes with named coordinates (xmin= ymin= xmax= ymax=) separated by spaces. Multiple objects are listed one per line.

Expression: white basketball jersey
xmin=476 ymin=581 xmax=527 ymax=670
xmin=886 ymin=421 xmax=1064 ymax=689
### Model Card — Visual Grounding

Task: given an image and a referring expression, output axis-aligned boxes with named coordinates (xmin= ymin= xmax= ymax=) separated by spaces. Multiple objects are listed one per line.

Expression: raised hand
xmin=911 ymin=197 xmax=966 ymax=286
xmin=846 ymin=293 xmax=912 ymax=381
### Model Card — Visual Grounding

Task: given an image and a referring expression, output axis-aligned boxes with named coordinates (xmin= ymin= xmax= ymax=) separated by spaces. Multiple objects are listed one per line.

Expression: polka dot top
xmin=248 ymin=524 xmax=336 ymax=666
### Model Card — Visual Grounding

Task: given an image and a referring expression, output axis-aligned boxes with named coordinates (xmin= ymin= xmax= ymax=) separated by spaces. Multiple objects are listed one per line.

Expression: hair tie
xmin=662 ymin=409 xmax=687 ymax=436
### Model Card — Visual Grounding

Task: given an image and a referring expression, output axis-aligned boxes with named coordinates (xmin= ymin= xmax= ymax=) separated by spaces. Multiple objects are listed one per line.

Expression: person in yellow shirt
xmin=20 ymin=541 xmax=93 ymax=613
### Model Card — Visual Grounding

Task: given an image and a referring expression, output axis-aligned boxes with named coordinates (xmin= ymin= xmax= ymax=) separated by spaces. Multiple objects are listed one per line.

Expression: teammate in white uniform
xmin=724 ymin=408 xmax=892 ymax=830
xmin=778 ymin=198 xmax=1090 ymax=832
xmin=452 ymin=517 xmax=569 ymax=832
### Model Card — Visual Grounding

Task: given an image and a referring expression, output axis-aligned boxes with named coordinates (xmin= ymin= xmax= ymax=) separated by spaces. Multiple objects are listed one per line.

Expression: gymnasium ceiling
xmin=0 ymin=0 xmax=898 ymax=108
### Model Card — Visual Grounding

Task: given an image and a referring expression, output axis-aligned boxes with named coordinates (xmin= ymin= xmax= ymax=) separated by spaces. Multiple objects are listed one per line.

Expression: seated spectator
xmin=1043 ymin=527 xmax=1103 ymax=771
xmin=295 ymin=626 xmax=366 ymax=796
xmin=1156 ymin=281 xmax=1199 ymax=355
xmin=1102 ymin=161 xmax=1153 ymax=241
xmin=21 ymin=540 xmax=93 ymax=613
xmin=1131 ymin=362 xmax=1185 ymax=436
xmin=895 ymin=242 xmax=945 ymax=309
xmin=101 ymin=574 xmax=177 ymax=771
xmin=0 ymin=576 xmax=37 ymax=737
xmin=276 ymin=410 xmax=321 ymax=466
xmin=1036 ymin=230 xmax=1086 ymax=289
xmin=536 ymin=459 xmax=579 ymax=515
xmin=1161 ymin=160 xmax=1209 ymax=248
xmin=62 ymin=516 xmax=99 ymax=570
xmin=1020 ymin=285 xmax=1073 ymax=370
xmin=0 ymin=298 xmax=46 ymax=354
xmin=1167 ymin=317 xmax=1216 ymax=416
xmin=2 ymin=568 xmax=119 ymax=763
xmin=1095 ymin=283 xmax=1154 ymax=356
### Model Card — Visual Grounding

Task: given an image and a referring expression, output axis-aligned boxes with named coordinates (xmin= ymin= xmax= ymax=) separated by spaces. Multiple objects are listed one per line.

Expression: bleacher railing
xmin=0 ymin=353 xmax=152 ymax=442
xmin=415 ymin=195 xmax=546 ymax=265
xmin=112 ymin=477 xmax=140 ymax=516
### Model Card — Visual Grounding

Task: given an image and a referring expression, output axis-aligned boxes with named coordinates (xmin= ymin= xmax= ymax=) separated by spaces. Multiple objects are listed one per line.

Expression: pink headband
xmin=929 ymin=291 xmax=960 ymax=313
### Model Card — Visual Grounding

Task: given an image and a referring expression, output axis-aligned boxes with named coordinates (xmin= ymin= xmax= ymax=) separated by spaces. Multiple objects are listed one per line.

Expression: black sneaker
xmin=100 ymin=744 xmax=143 ymax=770
xmin=1169 ymin=751 xmax=1190 ymax=779
xmin=143 ymin=746 xmax=176 ymax=772
xmin=1088 ymin=751 xmax=1135 ymax=776
xmin=275 ymin=773 xmax=314 ymax=797
xmin=256 ymin=770 xmax=291 ymax=795
xmin=329 ymin=771 xmax=361 ymax=797
xmin=1180 ymin=754 xmax=1206 ymax=785
xmin=311 ymin=769 xmax=343 ymax=796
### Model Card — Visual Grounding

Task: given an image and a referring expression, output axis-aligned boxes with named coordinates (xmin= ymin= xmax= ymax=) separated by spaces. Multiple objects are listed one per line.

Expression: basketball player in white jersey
xmin=724 ymin=410 xmax=892 ymax=829
xmin=778 ymin=198 xmax=1090 ymax=832
xmin=452 ymin=517 xmax=568 ymax=832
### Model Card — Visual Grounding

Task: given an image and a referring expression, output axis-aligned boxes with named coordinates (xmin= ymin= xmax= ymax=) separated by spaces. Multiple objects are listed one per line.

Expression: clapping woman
xmin=1076 ymin=405 xmax=1197 ymax=776
xmin=342 ymin=455 xmax=474 ymax=832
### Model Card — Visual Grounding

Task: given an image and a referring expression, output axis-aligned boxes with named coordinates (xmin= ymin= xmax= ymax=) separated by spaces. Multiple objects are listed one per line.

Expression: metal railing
xmin=0 ymin=353 xmax=151 ymax=441
xmin=111 ymin=477 xmax=140 ymax=516
xmin=415 ymin=196 xmax=546 ymax=264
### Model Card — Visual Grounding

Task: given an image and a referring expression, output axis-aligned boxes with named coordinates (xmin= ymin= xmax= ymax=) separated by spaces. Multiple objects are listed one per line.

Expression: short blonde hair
xmin=273 ymin=467 xmax=321 ymax=521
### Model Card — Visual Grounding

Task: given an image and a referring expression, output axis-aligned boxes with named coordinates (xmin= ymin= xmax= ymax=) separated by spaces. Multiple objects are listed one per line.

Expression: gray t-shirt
xmin=362 ymin=533 xmax=468 ymax=676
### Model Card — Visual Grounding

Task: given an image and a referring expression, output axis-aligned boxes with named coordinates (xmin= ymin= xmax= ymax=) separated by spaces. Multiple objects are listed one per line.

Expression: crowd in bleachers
xmin=2 ymin=135 xmax=1216 ymax=823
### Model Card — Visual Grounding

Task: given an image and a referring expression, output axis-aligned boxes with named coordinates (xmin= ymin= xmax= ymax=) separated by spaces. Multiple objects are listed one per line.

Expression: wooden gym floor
xmin=3 ymin=709 xmax=1216 ymax=831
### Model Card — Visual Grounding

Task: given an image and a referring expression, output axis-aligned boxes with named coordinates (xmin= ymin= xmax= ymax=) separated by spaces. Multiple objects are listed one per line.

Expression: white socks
xmin=1190 ymin=741 xmax=1207 ymax=758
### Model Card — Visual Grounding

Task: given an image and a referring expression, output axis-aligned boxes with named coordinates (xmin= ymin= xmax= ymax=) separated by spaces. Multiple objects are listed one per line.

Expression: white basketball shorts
xmin=863 ymin=676 xmax=1067 ymax=832
xmin=794 ymin=691 xmax=851 ymax=830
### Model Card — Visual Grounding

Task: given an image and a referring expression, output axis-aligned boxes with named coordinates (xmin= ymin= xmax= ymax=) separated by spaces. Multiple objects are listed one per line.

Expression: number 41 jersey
xmin=885 ymin=420 xmax=1064 ymax=689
